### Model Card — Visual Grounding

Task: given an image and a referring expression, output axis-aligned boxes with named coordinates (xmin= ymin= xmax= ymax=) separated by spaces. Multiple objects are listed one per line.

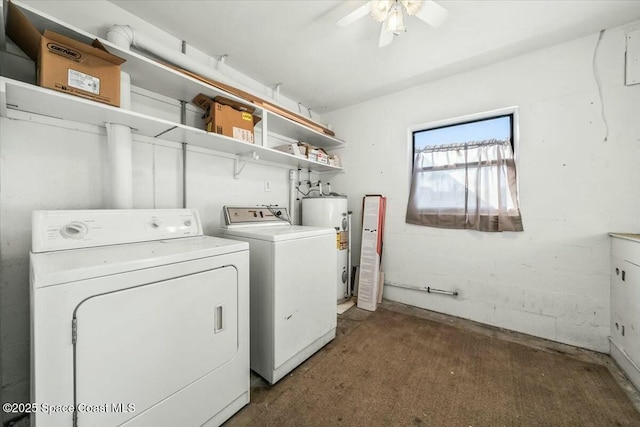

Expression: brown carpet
xmin=230 ymin=307 xmax=640 ymax=426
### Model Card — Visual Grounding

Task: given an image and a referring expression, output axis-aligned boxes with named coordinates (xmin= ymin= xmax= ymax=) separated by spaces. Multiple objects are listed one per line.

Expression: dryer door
xmin=74 ymin=266 xmax=238 ymax=426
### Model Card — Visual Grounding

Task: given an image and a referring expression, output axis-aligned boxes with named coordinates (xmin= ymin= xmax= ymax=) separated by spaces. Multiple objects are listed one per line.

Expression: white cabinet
xmin=1 ymin=1 xmax=344 ymax=174
xmin=610 ymin=233 xmax=640 ymax=390
xmin=611 ymin=252 xmax=625 ymax=346
xmin=623 ymin=261 xmax=640 ymax=362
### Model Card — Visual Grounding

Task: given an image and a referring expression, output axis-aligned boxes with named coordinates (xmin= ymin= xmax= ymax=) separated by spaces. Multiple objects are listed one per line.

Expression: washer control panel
xmin=223 ymin=206 xmax=289 ymax=225
xmin=32 ymin=209 xmax=202 ymax=253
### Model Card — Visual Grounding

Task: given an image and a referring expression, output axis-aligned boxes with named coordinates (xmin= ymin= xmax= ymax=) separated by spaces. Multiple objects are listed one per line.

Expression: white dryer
xmin=220 ymin=206 xmax=336 ymax=384
xmin=30 ymin=209 xmax=249 ymax=427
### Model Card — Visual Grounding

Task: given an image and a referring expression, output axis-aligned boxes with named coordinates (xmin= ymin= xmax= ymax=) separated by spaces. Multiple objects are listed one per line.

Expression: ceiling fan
xmin=336 ymin=0 xmax=448 ymax=48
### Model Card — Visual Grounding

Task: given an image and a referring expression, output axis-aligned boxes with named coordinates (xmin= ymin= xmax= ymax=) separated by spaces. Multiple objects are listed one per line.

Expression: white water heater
xmin=302 ymin=196 xmax=350 ymax=303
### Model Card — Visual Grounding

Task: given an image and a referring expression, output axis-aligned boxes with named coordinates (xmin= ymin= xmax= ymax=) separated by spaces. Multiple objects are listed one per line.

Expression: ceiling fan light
xmin=370 ymin=0 xmax=392 ymax=22
xmin=401 ymin=0 xmax=424 ymax=16
xmin=385 ymin=4 xmax=406 ymax=34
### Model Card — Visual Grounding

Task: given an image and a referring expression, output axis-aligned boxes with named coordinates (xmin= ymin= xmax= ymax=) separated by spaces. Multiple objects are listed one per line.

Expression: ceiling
xmin=108 ymin=0 xmax=640 ymax=114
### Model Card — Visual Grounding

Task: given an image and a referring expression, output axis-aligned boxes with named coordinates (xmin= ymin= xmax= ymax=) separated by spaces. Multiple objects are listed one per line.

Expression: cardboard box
xmin=307 ymin=148 xmax=319 ymax=162
xmin=329 ymin=155 xmax=343 ymax=167
xmin=299 ymin=143 xmax=314 ymax=156
xmin=205 ymin=102 xmax=257 ymax=143
xmin=307 ymin=147 xmax=329 ymax=163
xmin=274 ymin=143 xmax=307 ymax=157
xmin=316 ymin=148 xmax=329 ymax=164
xmin=193 ymin=94 xmax=261 ymax=143
xmin=6 ymin=1 xmax=126 ymax=107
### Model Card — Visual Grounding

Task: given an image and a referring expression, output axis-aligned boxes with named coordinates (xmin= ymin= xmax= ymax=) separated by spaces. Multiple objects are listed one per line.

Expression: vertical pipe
xmin=181 ymin=145 xmax=187 ymax=208
xmin=180 ymin=41 xmax=188 ymax=208
xmin=105 ymin=72 xmax=133 ymax=208
xmin=106 ymin=27 xmax=133 ymax=208
xmin=289 ymin=169 xmax=297 ymax=225
xmin=180 ymin=100 xmax=187 ymax=208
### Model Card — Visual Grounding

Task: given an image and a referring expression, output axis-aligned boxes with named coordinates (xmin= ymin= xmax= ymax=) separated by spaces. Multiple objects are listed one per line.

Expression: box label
xmin=68 ymin=69 xmax=100 ymax=95
xmin=47 ymin=43 xmax=81 ymax=61
xmin=241 ymin=112 xmax=253 ymax=121
xmin=317 ymin=153 xmax=329 ymax=164
xmin=339 ymin=231 xmax=348 ymax=250
xmin=233 ymin=127 xmax=254 ymax=143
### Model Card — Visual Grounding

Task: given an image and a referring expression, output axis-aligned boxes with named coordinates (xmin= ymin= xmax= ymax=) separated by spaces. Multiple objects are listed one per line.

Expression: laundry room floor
xmin=6 ymin=301 xmax=640 ymax=427
xmin=224 ymin=300 xmax=640 ymax=426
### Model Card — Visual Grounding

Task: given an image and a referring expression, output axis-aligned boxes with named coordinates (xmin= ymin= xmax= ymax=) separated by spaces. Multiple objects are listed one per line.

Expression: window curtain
xmin=406 ymin=140 xmax=523 ymax=232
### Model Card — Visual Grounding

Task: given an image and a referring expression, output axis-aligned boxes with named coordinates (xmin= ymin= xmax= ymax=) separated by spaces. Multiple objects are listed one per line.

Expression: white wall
xmin=3 ymin=0 xmax=639 ymax=416
xmin=0 ymin=114 xmax=294 ymax=414
xmin=0 ymin=1 xmax=314 ymax=415
xmin=325 ymin=21 xmax=640 ymax=353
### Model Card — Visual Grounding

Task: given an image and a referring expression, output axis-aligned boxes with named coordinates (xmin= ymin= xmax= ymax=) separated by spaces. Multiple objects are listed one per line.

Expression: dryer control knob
xmin=60 ymin=222 xmax=88 ymax=239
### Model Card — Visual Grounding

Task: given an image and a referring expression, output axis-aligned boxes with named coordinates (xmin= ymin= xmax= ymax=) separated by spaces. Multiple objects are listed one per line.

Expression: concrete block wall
xmin=0 ymin=0 xmax=320 ymax=418
xmin=3 ymin=0 xmax=640 ymax=419
xmin=325 ymin=20 xmax=640 ymax=353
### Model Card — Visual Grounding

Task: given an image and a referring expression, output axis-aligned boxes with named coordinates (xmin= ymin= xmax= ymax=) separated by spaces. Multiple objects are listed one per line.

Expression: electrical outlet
xmin=264 ymin=180 xmax=271 ymax=192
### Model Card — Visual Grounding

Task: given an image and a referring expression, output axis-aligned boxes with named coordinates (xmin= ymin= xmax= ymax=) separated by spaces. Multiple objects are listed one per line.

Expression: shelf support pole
xmin=260 ymin=111 xmax=268 ymax=147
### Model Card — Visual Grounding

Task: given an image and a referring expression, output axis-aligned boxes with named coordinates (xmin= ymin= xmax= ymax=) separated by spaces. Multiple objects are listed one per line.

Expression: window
xmin=406 ymin=109 xmax=523 ymax=232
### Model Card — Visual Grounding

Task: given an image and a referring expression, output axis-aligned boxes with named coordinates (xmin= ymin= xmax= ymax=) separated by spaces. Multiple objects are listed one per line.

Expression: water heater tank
xmin=301 ymin=196 xmax=349 ymax=303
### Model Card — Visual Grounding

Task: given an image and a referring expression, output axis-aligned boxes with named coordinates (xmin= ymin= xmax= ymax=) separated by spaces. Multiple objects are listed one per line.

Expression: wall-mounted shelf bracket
xmin=234 ymin=151 xmax=259 ymax=179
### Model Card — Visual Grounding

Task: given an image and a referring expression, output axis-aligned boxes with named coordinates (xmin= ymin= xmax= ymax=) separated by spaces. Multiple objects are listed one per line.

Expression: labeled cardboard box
xmin=193 ymin=94 xmax=261 ymax=143
xmin=316 ymin=148 xmax=329 ymax=164
xmin=307 ymin=147 xmax=329 ymax=163
xmin=6 ymin=1 xmax=126 ymax=107
xmin=307 ymin=148 xmax=319 ymax=162
xmin=205 ymin=102 xmax=257 ymax=143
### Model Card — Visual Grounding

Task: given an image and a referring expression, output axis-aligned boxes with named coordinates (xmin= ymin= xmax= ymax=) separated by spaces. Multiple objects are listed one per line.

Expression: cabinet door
xmin=611 ymin=254 xmax=626 ymax=349
xmin=623 ymin=261 xmax=640 ymax=365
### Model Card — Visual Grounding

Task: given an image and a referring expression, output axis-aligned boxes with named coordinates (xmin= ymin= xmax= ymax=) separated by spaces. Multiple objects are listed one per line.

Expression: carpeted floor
xmin=226 ymin=305 xmax=640 ymax=427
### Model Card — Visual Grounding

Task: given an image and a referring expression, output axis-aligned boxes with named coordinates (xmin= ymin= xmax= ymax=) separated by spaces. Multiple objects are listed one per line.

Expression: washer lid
xmin=30 ymin=235 xmax=248 ymax=288
xmin=221 ymin=225 xmax=335 ymax=242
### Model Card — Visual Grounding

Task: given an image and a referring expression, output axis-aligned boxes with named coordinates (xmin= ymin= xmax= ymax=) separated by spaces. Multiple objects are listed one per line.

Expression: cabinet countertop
xmin=609 ymin=233 xmax=640 ymax=243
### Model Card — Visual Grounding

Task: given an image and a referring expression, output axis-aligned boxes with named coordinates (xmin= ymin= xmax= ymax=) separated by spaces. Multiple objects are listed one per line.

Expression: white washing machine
xmin=220 ymin=206 xmax=336 ymax=384
xmin=30 ymin=209 xmax=249 ymax=427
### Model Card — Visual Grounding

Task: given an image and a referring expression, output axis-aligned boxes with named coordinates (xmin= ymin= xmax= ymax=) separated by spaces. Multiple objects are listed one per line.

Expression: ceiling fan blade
xmin=378 ymin=22 xmax=394 ymax=48
xmin=412 ymin=0 xmax=448 ymax=28
xmin=336 ymin=2 xmax=371 ymax=27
